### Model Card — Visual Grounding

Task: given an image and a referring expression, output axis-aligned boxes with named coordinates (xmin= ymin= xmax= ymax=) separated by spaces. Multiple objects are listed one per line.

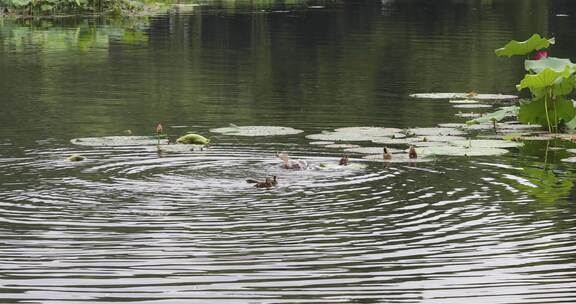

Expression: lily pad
xmin=333 ymin=127 xmax=403 ymax=137
xmin=306 ymin=132 xmax=375 ymax=142
xmin=452 ymin=104 xmax=493 ymax=109
xmin=448 ymin=139 xmax=523 ymax=148
xmin=561 ymin=157 xmax=576 ymax=163
xmin=417 ymin=135 xmax=468 ymax=142
xmin=344 ymin=146 xmax=403 ymax=154
xmin=408 ymin=127 xmax=465 ymax=136
xmin=371 ymin=137 xmax=419 ymax=145
xmin=363 ymin=153 xmax=433 ymax=163
xmin=309 ymin=141 xmax=335 ymax=145
xmin=325 ymin=144 xmax=361 ymax=149
xmin=418 ymin=146 xmax=510 ymax=157
xmin=210 ymin=126 xmax=304 ymax=136
xmin=449 ymin=99 xmax=480 ymax=104
xmin=176 ymin=133 xmax=210 ymax=145
xmin=71 ymin=136 xmax=169 ymax=147
xmin=409 ymin=93 xmax=518 ymax=101
xmin=67 ymin=154 xmax=86 ymax=161
xmin=455 ymin=113 xmax=482 ymax=118
xmin=566 ymin=149 xmax=576 ymax=154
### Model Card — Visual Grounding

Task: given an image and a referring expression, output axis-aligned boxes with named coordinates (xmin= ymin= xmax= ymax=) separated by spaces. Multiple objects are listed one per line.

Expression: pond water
xmin=1 ymin=0 xmax=576 ymax=303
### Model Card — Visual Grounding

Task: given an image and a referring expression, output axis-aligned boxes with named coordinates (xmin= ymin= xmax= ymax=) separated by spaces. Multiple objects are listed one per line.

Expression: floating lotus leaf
xmin=408 ymin=127 xmax=465 ymax=136
xmin=67 ymin=154 xmax=86 ymax=161
xmin=412 ymin=141 xmax=450 ymax=147
xmin=71 ymin=136 xmax=169 ymax=147
xmin=453 ymin=104 xmax=493 ymax=109
xmin=309 ymin=141 xmax=335 ymax=145
xmin=495 ymin=34 xmax=554 ymax=57
xmin=363 ymin=154 xmax=433 ymax=163
xmin=449 ymin=99 xmax=480 ymax=104
xmin=151 ymin=144 xmax=207 ymax=153
xmin=438 ymin=123 xmax=467 ymax=128
xmin=418 ymin=146 xmax=510 ymax=157
xmin=466 ymin=106 xmax=519 ymax=125
xmin=455 ymin=113 xmax=482 ymax=118
xmin=409 ymin=93 xmax=518 ymax=100
xmin=371 ymin=137 xmax=418 ymax=145
xmin=343 ymin=146 xmax=403 ymax=154
xmin=566 ymin=149 xmax=576 ymax=154
xmin=561 ymin=157 xmax=576 ymax=163
xmin=305 ymin=132 xmax=374 ymax=142
xmin=333 ymin=127 xmax=403 ymax=137
xmin=499 ymin=121 xmax=542 ymax=130
xmin=417 ymin=135 xmax=467 ymax=142
xmin=449 ymin=139 xmax=523 ymax=148
xmin=325 ymin=144 xmax=361 ymax=149
xmin=176 ymin=133 xmax=210 ymax=145
xmin=525 ymin=57 xmax=575 ymax=73
xmin=210 ymin=126 xmax=303 ymax=136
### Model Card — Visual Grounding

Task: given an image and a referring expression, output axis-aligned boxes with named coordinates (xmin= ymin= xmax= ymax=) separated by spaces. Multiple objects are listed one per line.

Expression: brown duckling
xmin=339 ymin=154 xmax=349 ymax=166
xmin=408 ymin=146 xmax=417 ymax=159
xmin=246 ymin=176 xmax=277 ymax=188
xmin=383 ymin=147 xmax=392 ymax=161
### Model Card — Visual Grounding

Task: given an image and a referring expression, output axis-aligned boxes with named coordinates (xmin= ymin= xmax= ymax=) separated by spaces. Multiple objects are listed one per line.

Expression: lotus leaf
xmin=325 ymin=144 xmax=361 ymax=149
xmin=315 ymin=162 xmax=366 ymax=170
xmin=210 ymin=126 xmax=303 ymax=136
xmin=449 ymin=99 xmax=480 ymax=104
xmin=68 ymin=154 xmax=86 ymax=161
xmin=408 ymin=127 xmax=465 ymax=136
xmin=453 ymin=104 xmax=493 ymax=109
xmin=71 ymin=136 xmax=169 ymax=147
xmin=418 ymin=146 xmax=510 ymax=157
xmin=309 ymin=141 xmax=335 ymax=145
xmin=409 ymin=93 xmax=517 ymax=100
xmin=561 ymin=157 xmax=576 ymax=163
xmin=306 ymin=132 xmax=375 ymax=142
xmin=371 ymin=137 xmax=418 ymax=145
xmin=495 ymin=34 xmax=554 ymax=57
xmin=176 ymin=133 xmax=210 ymax=145
xmin=525 ymin=57 xmax=575 ymax=73
xmin=344 ymin=147 xmax=403 ymax=154
xmin=466 ymin=106 xmax=519 ymax=125
xmin=333 ymin=127 xmax=403 ymax=137
xmin=449 ymin=139 xmax=523 ymax=149
xmin=455 ymin=113 xmax=482 ymax=118
xmin=518 ymin=97 xmax=575 ymax=129
xmin=517 ymin=67 xmax=572 ymax=91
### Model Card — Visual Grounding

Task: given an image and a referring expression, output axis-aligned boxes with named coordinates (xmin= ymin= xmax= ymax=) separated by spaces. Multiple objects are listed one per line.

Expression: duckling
xmin=339 ymin=154 xmax=349 ymax=166
xmin=383 ymin=147 xmax=392 ymax=161
xmin=408 ymin=146 xmax=417 ymax=159
xmin=246 ymin=176 xmax=277 ymax=188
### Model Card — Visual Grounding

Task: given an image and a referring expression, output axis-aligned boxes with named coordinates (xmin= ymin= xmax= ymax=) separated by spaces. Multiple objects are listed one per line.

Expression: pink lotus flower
xmin=534 ymin=50 xmax=548 ymax=60
xmin=156 ymin=123 xmax=164 ymax=134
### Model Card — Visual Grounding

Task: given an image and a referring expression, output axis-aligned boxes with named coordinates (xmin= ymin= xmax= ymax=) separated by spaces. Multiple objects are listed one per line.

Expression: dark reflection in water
xmin=1 ymin=0 xmax=576 ymax=303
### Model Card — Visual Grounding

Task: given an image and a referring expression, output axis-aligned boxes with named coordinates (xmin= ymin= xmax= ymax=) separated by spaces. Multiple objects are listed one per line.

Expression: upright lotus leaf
xmin=518 ymin=97 xmax=576 ymax=128
xmin=552 ymin=76 xmax=575 ymax=96
xmin=565 ymin=115 xmax=576 ymax=130
xmin=524 ymin=57 xmax=575 ymax=73
xmin=466 ymin=106 xmax=519 ymax=125
xmin=495 ymin=34 xmax=555 ymax=57
xmin=516 ymin=66 xmax=572 ymax=92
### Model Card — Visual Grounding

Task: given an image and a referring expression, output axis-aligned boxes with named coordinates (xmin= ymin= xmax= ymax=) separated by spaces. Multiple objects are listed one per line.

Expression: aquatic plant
xmin=494 ymin=34 xmax=576 ymax=133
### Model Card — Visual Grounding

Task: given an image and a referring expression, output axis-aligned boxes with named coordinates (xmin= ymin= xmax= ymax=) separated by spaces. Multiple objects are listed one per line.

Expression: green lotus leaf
xmin=333 ymin=127 xmax=403 ymax=137
xmin=418 ymin=146 xmax=510 ymax=157
xmin=67 ymin=154 xmax=86 ymax=161
xmin=71 ymin=136 xmax=169 ymax=147
xmin=325 ymin=144 xmax=361 ymax=149
xmin=517 ymin=67 xmax=572 ymax=91
xmin=408 ymin=127 xmax=465 ymax=136
xmin=524 ymin=57 xmax=575 ymax=73
xmin=410 ymin=92 xmax=517 ymax=100
xmin=466 ymin=106 xmax=519 ymax=125
xmin=495 ymin=34 xmax=554 ymax=57
xmin=210 ymin=126 xmax=303 ymax=136
xmin=518 ymin=97 xmax=576 ymax=129
xmin=452 ymin=104 xmax=493 ymax=109
xmin=176 ymin=133 xmax=210 ymax=145
xmin=449 ymin=139 xmax=523 ymax=149
xmin=363 ymin=154 xmax=433 ymax=163
xmin=449 ymin=99 xmax=480 ymax=104
xmin=306 ymin=132 xmax=375 ymax=142
xmin=344 ymin=146 xmax=403 ymax=154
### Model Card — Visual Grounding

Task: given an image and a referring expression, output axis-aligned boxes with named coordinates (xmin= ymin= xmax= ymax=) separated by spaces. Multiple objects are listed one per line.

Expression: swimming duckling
xmin=383 ymin=147 xmax=392 ymax=161
xmin=339 ymin=154 xmax=349 ymax=166
xmin=246 ymin=176 xmax=277 ymax=188
xmin=408 ymin=146 xmax=417 ymax=159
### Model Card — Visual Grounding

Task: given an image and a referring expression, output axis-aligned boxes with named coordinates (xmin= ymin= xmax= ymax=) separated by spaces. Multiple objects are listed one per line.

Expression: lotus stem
xmin=544 ymin=91 xmax=552 ymax=133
